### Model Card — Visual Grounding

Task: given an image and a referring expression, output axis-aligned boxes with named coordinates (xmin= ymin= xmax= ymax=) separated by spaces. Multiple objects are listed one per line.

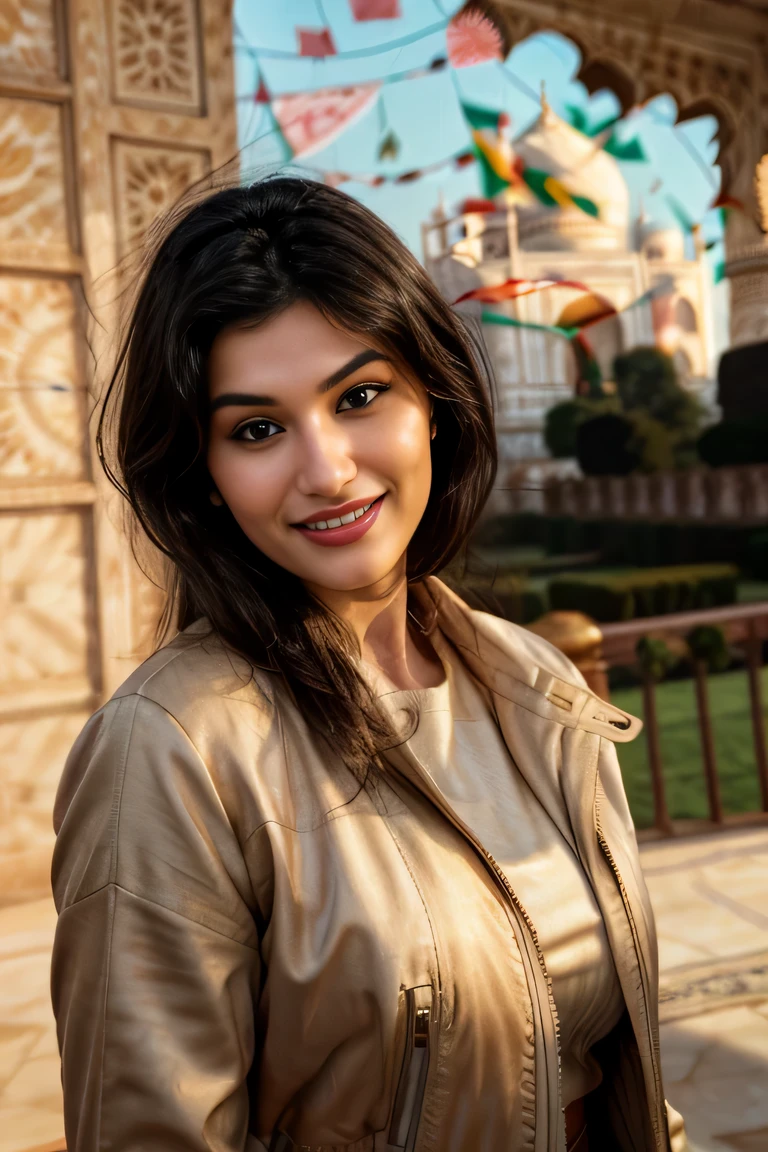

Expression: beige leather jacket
xmin=51 ymin=578 xmax=685 ymax=1152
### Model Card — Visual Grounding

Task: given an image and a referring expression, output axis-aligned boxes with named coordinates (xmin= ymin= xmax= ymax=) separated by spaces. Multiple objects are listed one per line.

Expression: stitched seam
xmin=108 ymin=696 xmax=140 ymax=887
xmin=57 ymin=881 xmax=260 ymax=951
xmin=95 ymin=881 xmax=117 ymax=1148
xmin=120 ymin=693 xmax=267 ymax=842
xmin=133 ymin=637 xmax=207 ymax=691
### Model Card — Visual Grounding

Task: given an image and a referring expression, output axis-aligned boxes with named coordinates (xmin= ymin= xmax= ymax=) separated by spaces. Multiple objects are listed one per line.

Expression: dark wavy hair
xmin=99 ymin=176 xmax=496 ymax=777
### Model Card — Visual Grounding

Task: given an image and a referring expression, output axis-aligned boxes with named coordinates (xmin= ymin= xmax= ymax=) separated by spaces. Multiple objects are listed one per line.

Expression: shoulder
xmin=55 ymin=622 xmax=280 ymax=845
xmin=112 ymin=619 xmax=277 ymax=733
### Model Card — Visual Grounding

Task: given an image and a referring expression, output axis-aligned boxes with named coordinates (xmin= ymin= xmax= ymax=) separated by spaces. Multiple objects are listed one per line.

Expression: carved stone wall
xmin=0 ymin=0 xmax=236 ymax=919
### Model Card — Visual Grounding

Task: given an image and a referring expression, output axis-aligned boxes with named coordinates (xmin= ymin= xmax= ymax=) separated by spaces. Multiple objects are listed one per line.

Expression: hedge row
xmin=442 ymin=573 xmax=546 ymax=625
xmin=549 ymin=564 xmax=738 ymax=623
xmin=474 ymin=513 xmax=758 ymax=569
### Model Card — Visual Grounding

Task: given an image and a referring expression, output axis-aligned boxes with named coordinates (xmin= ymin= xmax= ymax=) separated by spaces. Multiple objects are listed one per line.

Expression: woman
xmin=51 ymin=177 xmax=686 ymax=1152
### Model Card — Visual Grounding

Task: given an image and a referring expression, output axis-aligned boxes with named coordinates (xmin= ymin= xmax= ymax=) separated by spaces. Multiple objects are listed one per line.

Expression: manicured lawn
xmin=612 ymin=668 xmax=766 ymax=829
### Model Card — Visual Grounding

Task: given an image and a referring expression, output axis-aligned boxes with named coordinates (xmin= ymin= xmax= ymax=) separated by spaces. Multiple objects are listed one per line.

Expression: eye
xmin=337 ymin=383 xmax=389 ymax=412
xmin=231 ymin=418 xmax=284 ymax=443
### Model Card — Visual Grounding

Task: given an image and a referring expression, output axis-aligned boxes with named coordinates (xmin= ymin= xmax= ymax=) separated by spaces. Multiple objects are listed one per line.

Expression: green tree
xmin=613 ymin=347 xmax=703 ymax=438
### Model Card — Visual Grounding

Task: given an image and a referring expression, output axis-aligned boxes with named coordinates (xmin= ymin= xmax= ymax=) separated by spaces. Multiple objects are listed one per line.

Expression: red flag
xmin=447 ymin=9 xmax=503 ymax=68
xmin=713 ymin=192 xmax=745 ymax=212
xmin=459 ymin=197 xmax=499 ymax=214
xmin=349 ymin=0 xmax=401 ymax=18
xmin=272 ymin=84 xmax=380 ymax=157
xmin=297 ymin=27 xmax=337 ymax=57
xmin=454 ymin=277 xmax=597 ymax=305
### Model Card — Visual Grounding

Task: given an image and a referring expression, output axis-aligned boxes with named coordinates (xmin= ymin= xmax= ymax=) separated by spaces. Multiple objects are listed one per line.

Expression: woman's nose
xmin=295 ymin=423 xmax=357 ymax=496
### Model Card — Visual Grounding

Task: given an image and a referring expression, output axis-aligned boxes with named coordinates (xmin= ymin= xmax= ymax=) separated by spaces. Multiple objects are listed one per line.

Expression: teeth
xmin=304 ymin=501 xmax=373 ymax=531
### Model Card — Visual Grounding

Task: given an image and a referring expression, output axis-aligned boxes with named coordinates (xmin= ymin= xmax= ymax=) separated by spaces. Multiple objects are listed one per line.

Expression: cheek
xmin=373 ymin=403 xmax=432 ymax=483
xmin=207 ymin=445 xmax=286 ymax=525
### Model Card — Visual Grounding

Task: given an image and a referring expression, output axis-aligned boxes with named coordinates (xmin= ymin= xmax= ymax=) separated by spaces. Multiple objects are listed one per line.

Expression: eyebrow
xmin=210 ymin=349 xmax=389 ymax=411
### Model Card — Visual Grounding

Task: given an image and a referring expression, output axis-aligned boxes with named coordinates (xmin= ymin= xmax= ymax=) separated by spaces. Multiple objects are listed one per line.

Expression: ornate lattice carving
xmin=496 ymin=2 xmax=752 ymax=176
xmin=112 ymin=139 xmax=209 ymax=254
xmin=0 ymin=0 xmax=59 ymax=77
xmin=112 ymin=0 xmax=203 ymax=112
xmin=0 ymin=511 xmax=91 ymax=689
xmin=756 ymin=154 xmax=768 ymax=232
xmin=0 ymin=98 xmax=70 ymax=249
xmin=0 ymin=277 xmax=87 ymax=480
xmin=0 ymin=711 xmax=87 ymax=875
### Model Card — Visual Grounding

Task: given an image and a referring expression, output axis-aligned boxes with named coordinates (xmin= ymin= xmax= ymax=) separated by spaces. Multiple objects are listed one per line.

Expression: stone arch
xmin=577 ymin=58 xmax=636 ymax=117
xmin=675 ymin=297 xmax=698 ymax=334
xmin=556 ymin=296 xmax=624 ymax=380
xmin=492 ymin=1 xmax=751 ymax=194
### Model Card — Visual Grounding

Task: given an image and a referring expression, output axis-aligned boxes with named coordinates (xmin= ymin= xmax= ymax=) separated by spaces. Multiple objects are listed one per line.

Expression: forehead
xmin=207 ymin=300 xmax=375 ymax=401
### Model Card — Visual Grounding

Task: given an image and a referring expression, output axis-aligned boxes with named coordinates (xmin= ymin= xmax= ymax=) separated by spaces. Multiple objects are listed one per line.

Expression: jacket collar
xmin=413 ymin=577 xmax=642 ymax=745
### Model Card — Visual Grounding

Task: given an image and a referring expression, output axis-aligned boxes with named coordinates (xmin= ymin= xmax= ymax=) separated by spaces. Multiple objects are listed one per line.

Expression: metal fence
xmin=597 ymin=603 xmax=768 ymax=839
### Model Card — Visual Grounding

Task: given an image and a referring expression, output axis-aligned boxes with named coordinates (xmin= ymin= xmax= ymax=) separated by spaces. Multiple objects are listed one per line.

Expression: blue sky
xmin=233 ymin=0 xmax=725 ymax=271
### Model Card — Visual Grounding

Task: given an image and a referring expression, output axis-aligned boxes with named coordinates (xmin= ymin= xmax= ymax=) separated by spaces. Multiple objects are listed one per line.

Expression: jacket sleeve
xmin=51 ymin=693 xmax=264 ymax=1152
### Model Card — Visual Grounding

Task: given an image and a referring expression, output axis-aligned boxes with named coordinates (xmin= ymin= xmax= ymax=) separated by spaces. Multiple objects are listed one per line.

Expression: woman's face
xmin=206 ymin=301 xmax=434 ymax=596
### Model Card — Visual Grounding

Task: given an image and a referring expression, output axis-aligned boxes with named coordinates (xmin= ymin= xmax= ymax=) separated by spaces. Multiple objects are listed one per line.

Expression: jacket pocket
xmin=388 ymin=984 xmax=432 ymax=1151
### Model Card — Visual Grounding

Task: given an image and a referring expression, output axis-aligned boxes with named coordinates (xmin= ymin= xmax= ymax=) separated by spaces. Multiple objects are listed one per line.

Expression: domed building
xmin=423 ymin=98 xmax=714 ymax=474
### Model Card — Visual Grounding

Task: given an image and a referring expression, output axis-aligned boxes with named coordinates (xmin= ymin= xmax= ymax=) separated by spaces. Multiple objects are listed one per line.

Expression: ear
xmin=210 ymin=489 xmax=224 ymax=507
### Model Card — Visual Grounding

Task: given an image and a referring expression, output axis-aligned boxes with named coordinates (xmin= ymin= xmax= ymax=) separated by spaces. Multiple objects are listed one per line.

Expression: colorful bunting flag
xmin=713 ymin=192 xmax=745 ymax=212
xmin=316 ymin=147 xmax=476 ymax=188
xmin=468 ymin=279 xmax=677 ymax=397
xmin=447 ymin=8 xmax=503 ymax=68
xmin=522 ymin=167 xmax=600 ymax=218
xmin=603 ymin=134 xmax=647 ymax=162
xmin=565 ymin=105 xmax=622 ymax=139
xmin=460 ymin=197 xmax=501 ymax=214
xmin=272 ymin=84 xmax=380 ymax=158
xmin=378 ymin=129 xmax=400 ymax=161
xmin=297 ymin=27 xmax=337 ymax=57
xmin=349 ymin=0 xmax=401 ymax=18
xmin=254 ymin=76 xmax=271 ymax=104
xmin=455 ymin=277 xmax=598 ymax=306
xmin=461 ymin=102 xmax=504 ymax=132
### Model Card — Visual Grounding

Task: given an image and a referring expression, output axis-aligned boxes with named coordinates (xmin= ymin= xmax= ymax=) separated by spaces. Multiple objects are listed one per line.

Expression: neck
xmin=306 ymin=562 xmax=443 ymax=691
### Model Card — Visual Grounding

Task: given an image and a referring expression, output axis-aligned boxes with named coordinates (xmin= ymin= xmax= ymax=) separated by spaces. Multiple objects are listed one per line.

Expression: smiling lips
xmin=293 ymin=495 xmax=385 ymax=547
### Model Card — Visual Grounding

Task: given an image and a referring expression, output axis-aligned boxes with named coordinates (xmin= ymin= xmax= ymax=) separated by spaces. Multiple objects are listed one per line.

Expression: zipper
xmin=594 ymin=797 xmax=664 ymax=1148
xmin=480 ymin=845 xmax=563 ymax=1143
xmin=389 ymin=985 xmax=432 ymax=1150
xmin=387 ymin=770 xmax=564 ymax=1148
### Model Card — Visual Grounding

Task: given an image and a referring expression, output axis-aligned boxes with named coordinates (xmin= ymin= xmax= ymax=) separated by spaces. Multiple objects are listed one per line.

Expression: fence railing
xmin=541 ymin=464 xmax=768 ymax=524
xmin=531 ymin=603 xmax=768 ymax=839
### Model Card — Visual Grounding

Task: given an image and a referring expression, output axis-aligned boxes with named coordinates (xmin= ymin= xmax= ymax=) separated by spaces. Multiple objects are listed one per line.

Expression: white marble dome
xmin=640 ymin=224 xmax=686 ymax=262
xmin=513 ymin=101 xmax=630 ymax=252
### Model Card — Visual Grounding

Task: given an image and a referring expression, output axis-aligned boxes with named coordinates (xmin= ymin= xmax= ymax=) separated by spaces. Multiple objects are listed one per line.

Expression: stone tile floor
xmin=643 ymin=826 xmax=768 ymax=1152
xmin=0 ymin=826 xmax=766 ymax=1151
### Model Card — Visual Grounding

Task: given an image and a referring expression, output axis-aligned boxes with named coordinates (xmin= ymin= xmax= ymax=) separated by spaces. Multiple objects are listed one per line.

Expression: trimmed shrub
xmin=544 ymin=397 xmax=619 ymax=458
xmin=450 ymin=574 xmax=546 ymax=625
xmin=471 ymin=512 xmax=546 ymax=550
xmin=576 ymin=413 xmax=639 ymax=476
xmin=697 ymin=417 xmax=768 ymax=468
xmin=636 ymin=636 xmax=680 ymax=682
xmin=687 ymin=625 xmax=730 ymax=672
xmin=747 ymin=529 xmax=768 ymax=580
xmin=549 ymin=564 xmax=738 ymax=623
